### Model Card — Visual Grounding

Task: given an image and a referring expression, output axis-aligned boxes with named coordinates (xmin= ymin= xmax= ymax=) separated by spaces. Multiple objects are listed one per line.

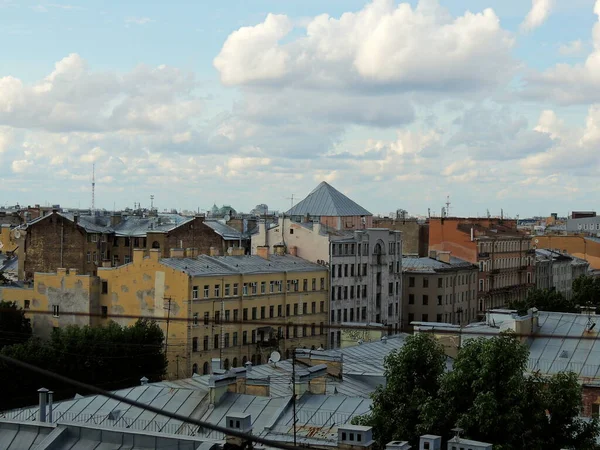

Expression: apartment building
xmin=402 ymin=251 xmax=478 ymax=329
xmin=329 ymin=229 xmax=402 ymax=347
xmin=14 ymin=211 xmax=247 ymax=280
xmin=372 ymin=216 xmax=429 ymax=256
xmin=97 ymin=249 xmax=328 ymax=378
xmin=429 ymin=218 xmax=535 ymax=315
xmin=535 ymin=249 xmax=590 ymax=299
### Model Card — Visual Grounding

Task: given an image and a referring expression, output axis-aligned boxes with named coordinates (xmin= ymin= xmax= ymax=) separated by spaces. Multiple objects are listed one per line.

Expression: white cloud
xmin=125 ymin=17 xmax=154 ymax=25
xmin=11 ymin=159 xmax=33 ymax=173
xmin=558 ymin=40 xmax=585 ymax=56
xmin=521 ymin=0 xmax=553 ymax=32
xmin=214 ymin=0 xmax=515 ymax=93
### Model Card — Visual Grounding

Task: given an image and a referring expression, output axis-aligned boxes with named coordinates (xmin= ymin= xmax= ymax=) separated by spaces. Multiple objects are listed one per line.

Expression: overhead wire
xmin=0 ymin=353 xmax=310 ymax=450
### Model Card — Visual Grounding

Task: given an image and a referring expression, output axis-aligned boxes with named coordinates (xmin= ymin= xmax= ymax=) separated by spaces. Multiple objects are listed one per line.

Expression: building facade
xmin=98 ymin=250 xmax=329 ymax=379
xmin=372 ymin=217 xmax=429 ymax=256
xmin=535 ymin=249 xmax=590 ymax=299
xmin=402 ymin=251 xmax=478 ymax=329
xmin=15 ymin=211 xmax=246 ymax=280
xmin=429 ymin=218 xmax=535 ymax=315
xmin=329 ymin=229 xmax=402 ymax=347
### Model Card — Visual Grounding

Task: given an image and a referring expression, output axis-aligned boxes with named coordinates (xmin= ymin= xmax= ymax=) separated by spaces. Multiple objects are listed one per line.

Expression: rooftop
xmin=402 ymin=256 xmax=475 ymax=273
xmin=160 ymin=254 xmax=326 ymax=277
xmin=286 ymin=182 xmax=372 ymax=218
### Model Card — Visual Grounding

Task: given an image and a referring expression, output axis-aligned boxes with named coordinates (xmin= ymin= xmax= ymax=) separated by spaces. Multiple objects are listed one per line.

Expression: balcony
xmin=478 ymin=252 xmax=490 ymax=258
xmin=490 ymin=269 xmax=500 ymax=275
xmin=526 ymin=249 xmax=535 ymax=255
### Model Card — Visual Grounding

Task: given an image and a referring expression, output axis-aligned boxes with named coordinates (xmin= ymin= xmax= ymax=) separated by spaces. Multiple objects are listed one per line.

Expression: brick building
xmin=16 ymin=211 xmax=248 ymax=280
xmin=372 ymin=216 xmax=429 ymax=256
xmin=429 ymin=218 xmax=535 ymax=315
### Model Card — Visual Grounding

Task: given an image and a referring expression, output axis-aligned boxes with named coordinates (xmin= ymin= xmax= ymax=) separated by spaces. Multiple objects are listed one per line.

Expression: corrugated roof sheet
xmin=286 ymin=182 xmax=371 ymax=217
xmin=160 ymin=255 xmax=326 ymax=276
xmin=203 ymin=220 xmax=246 ymax=240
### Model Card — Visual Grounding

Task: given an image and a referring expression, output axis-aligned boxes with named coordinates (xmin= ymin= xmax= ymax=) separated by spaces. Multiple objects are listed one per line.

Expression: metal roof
xmin=286 ymin=182 xmax=372 ymax=218
xmin=160 ymin=255 xmax=326 ymax=277
xmin=402 ymin=256 xmax=475 ymax=273
xmin=203 ymin=220 xmax=247 ymax=240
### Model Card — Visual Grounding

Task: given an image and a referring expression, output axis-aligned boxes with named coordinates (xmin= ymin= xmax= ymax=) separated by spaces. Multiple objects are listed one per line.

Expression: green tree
xmin=352 ymin=333 xmax=446 ymax=448
xmin=0 ymin=319 xmax=167 ymax=410
xmin=509 ymin=288 xmax=578 ymax=313
xmin=573 ymin=275 xmax=600 ymax=307
xmin=0 ymin=300 xmax=32 ymax=349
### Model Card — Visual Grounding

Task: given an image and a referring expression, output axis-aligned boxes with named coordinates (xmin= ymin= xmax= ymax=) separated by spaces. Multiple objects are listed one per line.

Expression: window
xmin=409 ymin=277 xmax=415 ymax=287
xmin=203 ymin=336 xmax=209 ymax=350
xmin=592 ymin=403 xmax=600 ymax=417
xmin=252 ymin=307 xmax=257 ymax=320
xmin=252 ymin=330 xmax=256 ymax=343
xmin=52 ymin=305 xmax=60 ymax=317
xmin=303 ymin=279 xmax=308 ymax=291
xmin=225 ymin=310 xmax=230 ymax=322
xmin=93 ymin=252 xmax=98 ymax=263
xmin=303 ymin=302 xmax=308 ymax=314
xmin=243 ymin=283 xmax=249 ymax=295
xmin=101 ymin=281 xmax=108 ymax=294
xmin=261 ymin=281 xmax=266 ymax=294
xmin=234 ymin=309 xmax=239 ymax=322
xmin=436 ymin=314 xmax=442 ymax=323
xmin=204 ymin=285 xmax=209 ymax=298
xmin=277 ymin=280 xmax=283 ymax=292
xmin=243 ymin=308 xmax=248 ymax=320
xmin=312 ymin=278 xmax=316 ymax=290
xmin=287 ymin=280 xmax=291 ymax=292
xmin=192 ymin=337 xmax=198 ymax=352
xmin=261 ymin=306 xmax=265 ymax=319
xmin=215 ymin=284 xmax=220 ymax=297
xmin=312 ymin=302 xmax=316 ymax=313
xmin=251 ymin=282 xmax=257 ymax=295
xmin=86 ymin=251 xmax=91 ymax=263
xmin=423 ymin=277 xmax=429 ymax=288
xmin=278 ymin=305 xmax=282 ymax=317
xmin=320 ymin=322 xmax=324 ymax=334
xmin=225 ymin=284 xmax=231 ymax=296
xmin=192 ymin=286 xmax=198 ymax=299
xmin=344 ymin=265 xmax=348 ymax=277
xmin=286 ymin=304 xmax=290 ymax=316
xmin=233 ymin=283 xmax=239 ymax=295
xmin=24 ymin=300 xmax=30 ymax=310
xmin=270 ymin=281 xmax=275 ymax=293
xmin=320 ymin=301 xmax=325 ymax=312
xmin=124 ymin=255 xmax=130 ymax=264
xmin=243 ymin=331 xmax=248 ymax=344
xmin=294 ymin=304 xmax=298 ymax=315
xmin=438 ymin=278 xmax=443 ymax=288
xmin=408 ymin=313 xmax=414 ymax=323
xmin=270 ymin=305 xmax=274 ymax=318
xmin=423 ymin=295 xmax=428 ymax=305
xmin=422 ymin=313 xmax=428 ymax=322
xmin=224 ymin=333 xmax=230 ymax=348
xmin=362 ymin=263 xmax=367 ymax=276
xmin=388 ymin=282 xmax=394 ymax=295
xmin=409 ymin=294 xmax=414 ymax=304
xmin=233 ymin=332 xmax=238 ymax=346
xmin=437 ymin=295 xmax=442 ymax=306
xmin=203 ymin=312 xmax=209 ymax=325
xmin=214 ymin=334 xmax=219 ymax=349
xmin=215 ymin=311 xmax=220 ymax=324
xmin=479 ymin=279 xmax=484 ymax=292
xmin=320 ymin=278 xmax=325 ymax=289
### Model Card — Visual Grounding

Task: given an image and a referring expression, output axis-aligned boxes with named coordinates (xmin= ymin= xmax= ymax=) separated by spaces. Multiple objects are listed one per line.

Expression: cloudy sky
xmin=1 ymin=0 xmax=599 ymax=217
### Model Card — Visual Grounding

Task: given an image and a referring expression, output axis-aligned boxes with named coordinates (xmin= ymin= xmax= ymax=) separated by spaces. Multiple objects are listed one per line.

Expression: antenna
xmin=91 ymin=163 xmax=95 ymax=211
xmin=150 ymin=195 xmax=154 ymax=210
xmin=445 ymin=195 xmax=451 ymax=217
xmin=286 ymin=194 xmax=296 ymax=210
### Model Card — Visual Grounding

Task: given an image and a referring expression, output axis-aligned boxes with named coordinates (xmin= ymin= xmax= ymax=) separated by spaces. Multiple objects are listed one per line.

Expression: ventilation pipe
xmin=38 ymin=388 xmax=49 ymax=423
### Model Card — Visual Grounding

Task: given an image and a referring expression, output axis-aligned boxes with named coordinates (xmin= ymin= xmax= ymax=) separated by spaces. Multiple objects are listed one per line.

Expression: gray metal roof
xmin=160 ymin=255 xmax=326 ymax=277
xmin=286 ymin=182 xmax=372 ymax=217
xmin=402 ymin=256 xmax=475 ymax=273
xmin=203 ymin=220 xmax=246 ymax=240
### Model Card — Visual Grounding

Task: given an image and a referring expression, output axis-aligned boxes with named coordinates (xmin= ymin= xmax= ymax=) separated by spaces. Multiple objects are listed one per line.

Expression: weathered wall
xmin=372 ymin=218 xmax=428 ymax=256
xmin=0 ymin=225 xmax=18 ymax=253
xmin=320 ymin=215 xmax=373 ymax=231
xmin=428 ymin=219 xmax=478 ymax=263
xmin=533 ymin=235 xmax=600 ymax=270
xmin=165 ymin=217 xmax=226 ymax=256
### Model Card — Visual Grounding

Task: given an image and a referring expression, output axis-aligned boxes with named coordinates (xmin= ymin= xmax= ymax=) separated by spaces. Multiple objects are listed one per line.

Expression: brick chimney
xmin=170 ymin=248 xmax=185 ymax=258
xmin=257 ymin=246 xmax=269 ymax=260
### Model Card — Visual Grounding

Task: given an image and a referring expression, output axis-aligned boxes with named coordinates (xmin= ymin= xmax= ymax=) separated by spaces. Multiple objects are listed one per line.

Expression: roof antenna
xmin=445 ymin=195 xmax=451 ymax=217
xmin=91 ymin=163 xmax=95 ymax=212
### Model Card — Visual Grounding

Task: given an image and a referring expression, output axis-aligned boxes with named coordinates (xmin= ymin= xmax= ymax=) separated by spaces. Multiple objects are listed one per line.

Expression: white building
xmin=535 ymin=249 xmax=590 ymax=299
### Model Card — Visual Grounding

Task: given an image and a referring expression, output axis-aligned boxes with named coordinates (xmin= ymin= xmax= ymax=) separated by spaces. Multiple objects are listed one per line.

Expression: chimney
xmin=229 ymin=247 xmax=245 ymax=256
xmin=38 ymin=387 xmax=49 ymax=423
xmin=225 ymin=413 xmax=252 ymax=448
xmin=436 ymin=251 xmax=451 ymax=264
xmin=102 ymin=260 xmax=111 ymax=268
xmin=418 ymin=435 xmax=441 ymax=450
xmin=289 ymin=246 xmax=298 ymax=257
xmin=257 ymin=246 xmax=269 ymax=260
xmin=47 ymin=391 xmax=53 ymax=423
xmin=295 ymin=349 xmax=343 ymax=378
xmin=110 ymin=213 xmax=122 ymax=227
xmin=245 ymin=361 xmax=252 ymax=372
xmin=133 ymin=248 xmax=145 ymax=264
xmin=186 ymin=248 xmax=198 ymax=258
xmin=140 ymin=376 xmax=149 ymax=386
xmin=170 ymin=248 xmax=185 ymax=258
xmin=212 ymin=358 xmax=222 ymax=373
xmin=273 ymin=244 xmax=285 ymax=256
xmin=69 ymin=268 xmax=79 ymax=275
xmin=338 ymin=425 xmax=375 ymax=450
xmin=149 ymin=248 xmax=161 ymax=261
xmin=429 ymin=250 xmax=438 ymax=259
xmin=470 ymin=227 xmax=474 ymax=241
xmin=386 ymin=441 xmax=411 ymax=450
xmin=73 ymin=214 xmax=79 ymax=224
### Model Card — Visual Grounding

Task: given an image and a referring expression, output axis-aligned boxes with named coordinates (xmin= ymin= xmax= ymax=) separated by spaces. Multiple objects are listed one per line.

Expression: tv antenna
xmin=445 ymin=195 xmax=451 ymax=217
xmin=150 ymin=195 xmax=154 ymax=210
xmin=91 ymin=163 xmax=95 ymax=211
xmin=286 ymin=194 xmax=296 ymax=210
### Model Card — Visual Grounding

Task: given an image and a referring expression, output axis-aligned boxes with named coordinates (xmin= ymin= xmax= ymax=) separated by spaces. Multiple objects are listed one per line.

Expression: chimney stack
xmin=256 ymin=246 xmax=269 ymax=260
xmin=38 ymin=387 xmax=49 ymax=423
xmin=47 ymin=391 xmax=53 ymax=423
xmin=418 ymin=435 xmax=441 ymax=450
xmin=140 ymin=376 xmax=149 ymax=386
xmin=386 ymin=441 xmax=411 ymax=450
xmin=170 ymin=248 xmax=185 ymax=258
xmin=225 ymin=413 xmax=252 ymax=448
xmin=338 ymin=425 xmax=375 ymax=450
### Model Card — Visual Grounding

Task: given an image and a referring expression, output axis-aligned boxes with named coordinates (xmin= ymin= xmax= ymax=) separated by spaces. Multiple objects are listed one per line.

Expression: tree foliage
xmin=573 ymin=275 xmax=600 ymax=307
xmin=355 ymin=332 xmax=599 ymax=450
xmin=0 ymin=319 xmax=167 ymax=410
xmin=508 ymin=288 xmax=578 ymax=313
xmin=0 ymin=300 xmax=32 ymax=350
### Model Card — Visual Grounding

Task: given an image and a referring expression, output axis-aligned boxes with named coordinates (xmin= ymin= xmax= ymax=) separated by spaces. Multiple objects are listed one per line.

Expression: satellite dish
xmin=534 ymin=239 xmax=539 ymax=244
xmin=224 ymin=214 xmax=231 ymax=222
xmin=13 ymin=230 xmax=21 ymax=239
xmin=269 ymin=351 xmax=281 ymax=363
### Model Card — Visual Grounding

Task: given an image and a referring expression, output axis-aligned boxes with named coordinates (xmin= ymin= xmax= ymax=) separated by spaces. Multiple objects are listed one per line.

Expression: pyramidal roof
xmin=286 ymin=182 xmax=372 ymax=217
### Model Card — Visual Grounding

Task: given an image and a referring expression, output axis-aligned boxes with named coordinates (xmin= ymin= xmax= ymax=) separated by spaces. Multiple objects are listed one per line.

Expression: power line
xmin=0 ymin=353 xmax=310 ymax=450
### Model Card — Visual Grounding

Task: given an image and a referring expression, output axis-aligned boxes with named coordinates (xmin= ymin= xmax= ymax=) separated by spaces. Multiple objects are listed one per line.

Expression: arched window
xmin=152 ymin=241 xmax=160 ymax=249
xmin=232 ymin=357 xmax=238 ymax=368
xmin=257 ymin=354 xmax=262 ymax=365
xmin=285 ymin=349 xmax=290 ymax=359
xmin=192 ymin=363 xmax=198 ymax=374
xmin=224 ymin=358 xmax=230 ymax=370
xmin=203 ymin=362 xmax=209 ymax=375
xmin=251 ymin=354 xmax=256 ymax=365
xmin=242 ymin=356 xmax=247 ymax=365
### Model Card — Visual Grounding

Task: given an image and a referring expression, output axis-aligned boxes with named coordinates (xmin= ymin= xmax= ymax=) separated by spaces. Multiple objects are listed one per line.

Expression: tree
xmin=356 ymin=332 xmax=599 ymax=449
xmin=352 ymin=333 xmax=446 ymax=448
xmin=0 ymin=319 xmax=167 ymax=410
xmin=0 ymin=300 xmax=32 ymax=350
xmin=508 ymin=288 xmax=578 ymax=313
xmin=573 ymin=275 xmax=600 ymax=307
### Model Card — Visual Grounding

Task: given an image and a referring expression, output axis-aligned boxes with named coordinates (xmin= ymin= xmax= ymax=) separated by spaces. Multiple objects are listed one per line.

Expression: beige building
xmin=402 ymin=250 xmax=478 ymax=329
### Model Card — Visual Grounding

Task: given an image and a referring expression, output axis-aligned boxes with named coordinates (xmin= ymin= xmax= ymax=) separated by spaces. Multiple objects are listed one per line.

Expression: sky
xmin=0 ymin=0 xmax=599 ymax=218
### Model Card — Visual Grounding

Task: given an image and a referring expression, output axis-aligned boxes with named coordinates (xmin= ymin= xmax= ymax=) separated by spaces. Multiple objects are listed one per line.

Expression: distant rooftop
xmin=160 ymin=254 xmax=326 ymax=277
xmin=402 ymin=256 xmax=475 ymax=273
xmin=286 ymin=182 xmax=372 ymax=218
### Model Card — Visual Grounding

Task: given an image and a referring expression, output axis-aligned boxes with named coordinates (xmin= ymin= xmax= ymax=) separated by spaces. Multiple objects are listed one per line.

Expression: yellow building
xmin=0 ymin=224 xmax=18 ymax=253
xmin=97 ymin=249 xmax=329 ymax=379
xmin=0 ymin=268 xmax=99 ymax=337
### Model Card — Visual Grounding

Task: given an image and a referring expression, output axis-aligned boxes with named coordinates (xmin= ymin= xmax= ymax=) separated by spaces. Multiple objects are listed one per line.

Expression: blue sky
xmin=1 ymin=0 xmax=599 ymax=218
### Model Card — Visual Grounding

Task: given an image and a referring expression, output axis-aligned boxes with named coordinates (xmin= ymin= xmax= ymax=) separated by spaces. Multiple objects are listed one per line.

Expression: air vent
xmin=559 ymin=350 xmax=569 ymax=359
